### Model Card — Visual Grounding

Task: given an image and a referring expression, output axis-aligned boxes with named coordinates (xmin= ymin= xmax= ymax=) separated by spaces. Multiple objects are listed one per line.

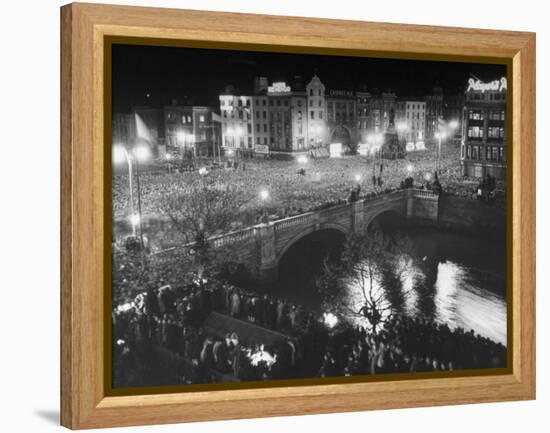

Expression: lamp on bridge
xmin=259 ymin=188 xmax=270 ymax=223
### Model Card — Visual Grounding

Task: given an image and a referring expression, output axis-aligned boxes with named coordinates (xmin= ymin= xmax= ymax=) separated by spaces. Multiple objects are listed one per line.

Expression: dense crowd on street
xmin=112 ymin=147 xmax=504 ymax=234
xmin=112 ymin=279 xmax=507 ymax=387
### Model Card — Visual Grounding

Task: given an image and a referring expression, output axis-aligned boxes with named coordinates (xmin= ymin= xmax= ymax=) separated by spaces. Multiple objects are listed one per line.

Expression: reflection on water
xmin=277 ymin=229 xmax=507 ymax=346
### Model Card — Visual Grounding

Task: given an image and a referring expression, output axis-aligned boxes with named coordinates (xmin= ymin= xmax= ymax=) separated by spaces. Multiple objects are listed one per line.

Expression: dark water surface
xmin=273 ymin=229 xmax=507 ymax=346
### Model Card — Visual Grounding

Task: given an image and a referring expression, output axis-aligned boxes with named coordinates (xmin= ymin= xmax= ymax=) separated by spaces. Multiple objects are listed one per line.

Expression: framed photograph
xmin=60 ymin=2 xmax=535 ymax=429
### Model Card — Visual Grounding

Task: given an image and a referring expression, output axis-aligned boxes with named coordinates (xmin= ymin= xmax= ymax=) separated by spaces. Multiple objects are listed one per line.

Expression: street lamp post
xmin=113 ymin=144 xmax=150 ymax=261
xmin=259 ymin=189 xmax=269 ymax=223
xmin=113 ymin=146 xmax=136 ymax=235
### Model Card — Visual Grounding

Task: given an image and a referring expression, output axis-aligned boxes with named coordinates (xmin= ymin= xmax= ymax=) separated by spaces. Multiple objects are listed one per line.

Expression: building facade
xmin=219 ymin=94 xmax=254 ymax=153
xmin=425 ymin=86 xmax=444 ymax=141
xmin=164 ymin=104 xmax=221 ymax=157
xmin=305 ymin=75 xmax=327 ymax=148
xmin=326 ymin=89 xmax=357 ymax=149
xmin=404 ymin=100 xmax=426 ymax=144
xmin=461 ymin=77 xmax=507 ymax=179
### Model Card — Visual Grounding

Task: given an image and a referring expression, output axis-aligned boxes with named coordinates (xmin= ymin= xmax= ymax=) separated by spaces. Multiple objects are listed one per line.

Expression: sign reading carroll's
xmin=267 ymin=81 xmax=291 ymax=93
xmin=467 ymin=77 xmax=507 ymax=93
xmin=254 ymin=144 xmax=269 ymax=154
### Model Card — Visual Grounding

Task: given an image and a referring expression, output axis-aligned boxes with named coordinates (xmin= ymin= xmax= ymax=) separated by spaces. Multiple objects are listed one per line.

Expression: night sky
xmin=112 ymin=43 xmax=506 ymax=113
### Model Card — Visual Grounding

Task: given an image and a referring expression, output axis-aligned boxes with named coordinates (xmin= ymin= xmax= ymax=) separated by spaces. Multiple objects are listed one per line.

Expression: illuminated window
xmin=468 ymin=126 xmax=484 ymax=138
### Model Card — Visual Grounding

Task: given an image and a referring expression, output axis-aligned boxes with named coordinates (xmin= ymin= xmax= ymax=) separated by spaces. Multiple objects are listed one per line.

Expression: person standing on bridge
xmin=230 ymin=290 xmax=241 ymax=318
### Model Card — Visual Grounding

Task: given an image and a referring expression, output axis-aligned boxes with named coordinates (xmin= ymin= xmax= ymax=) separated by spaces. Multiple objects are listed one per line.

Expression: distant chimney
xmin=254 ymin=76 xmax=268 ymax=95
xmin=223 ymin=84 xmax=235 ymax=95
xmin=293 ymin=75 xmax=304 ymax=91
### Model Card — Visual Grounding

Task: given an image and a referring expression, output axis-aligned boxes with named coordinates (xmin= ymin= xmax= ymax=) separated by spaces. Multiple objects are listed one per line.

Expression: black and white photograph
xmin=110 ymin=44 xmax=508 ymax=389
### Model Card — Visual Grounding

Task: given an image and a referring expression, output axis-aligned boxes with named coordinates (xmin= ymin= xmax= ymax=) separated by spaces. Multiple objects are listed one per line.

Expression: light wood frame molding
xmin=60 ymin=2 xmax=536 ymax=429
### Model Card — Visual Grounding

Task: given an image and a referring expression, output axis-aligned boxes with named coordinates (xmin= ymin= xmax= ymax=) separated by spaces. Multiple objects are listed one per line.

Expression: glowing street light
xmin=198 ymin=167 xmax=208 ymax=176
xmin=134 ymin=145 xmax=151 ymax=162
xmin=323 ymin=312 xmax=339 ymax=329
xmin=112 ymin=145 xmax=128 ymax=164
xmin=449 ymin=119 xmax=459 ymax=130
xmin=129 ymin=213 xmax=140 ymax=230
xmin=406 ymin=164 xmax=414 ymax=174
xmin=165 ymin=153 xmax=172 ymax=160
xmin=354 ymin=174 xmax=362 ymax=183
xmin=176 ymin=131 xmax=187 ymax=142
xmin=259 ymin=189 xmax=269 ymax=201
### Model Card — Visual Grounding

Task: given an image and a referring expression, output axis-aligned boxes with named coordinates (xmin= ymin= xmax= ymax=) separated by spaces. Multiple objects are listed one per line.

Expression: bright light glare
xmin=396 ymin=122 xmax=408 ymax=131
xmin=165 ymin=153 xmax=172 ymax=160
xmin=259 ymin=189 xmax=269 ymax=200
xmin=354 ymin=174 xmax=362 ymax=182
xmin=226 ymin=149 xmax=234 ymax=156
xmin=435 ymin=131 xmax=447 ymax=140
xmin=297 ymin=155 xmax=308 ymax=164
xmin=112 ymin=145 xmax=127 ymax=164
xmin=117 ymin=302 xmax=134 ymax=313
xmin=449 ymin=120 xmax=459 ymax=129
xmin=134 ymin=146 xmax=151 ymax=162
xmin=198 ymin=167 xmax=208 ymax=176
xmin=424 ymin=172 xmax=432 ymax=181
xmin=406 ymin=164 xmax=413 ymax=173
xmin=130 ymin=214 xmax=140 ymax=227
xmin=323 ymin=312 xmax=339 ymax=329
xmin=177 ymin=131 xmax=187 ymax=141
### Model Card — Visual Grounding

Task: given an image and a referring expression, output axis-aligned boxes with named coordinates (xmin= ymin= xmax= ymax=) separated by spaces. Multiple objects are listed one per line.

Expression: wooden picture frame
xmin=60 ymin=2 xmax=536 ymax=429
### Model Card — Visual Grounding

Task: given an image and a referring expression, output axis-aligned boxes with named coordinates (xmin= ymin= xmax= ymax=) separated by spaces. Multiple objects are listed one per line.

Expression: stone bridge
xmin=210 ymin=188 xmax=439 ymax=282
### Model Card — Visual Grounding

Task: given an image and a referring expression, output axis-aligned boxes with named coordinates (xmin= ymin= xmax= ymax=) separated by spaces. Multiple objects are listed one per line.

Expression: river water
xmin=273 ymin=229 xmax=507 ymax=346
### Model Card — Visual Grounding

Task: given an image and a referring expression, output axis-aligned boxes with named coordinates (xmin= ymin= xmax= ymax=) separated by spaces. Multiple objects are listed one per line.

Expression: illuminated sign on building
xmin=254 ymin=144 xmax=269 ymax=154
xmin=267 ymin=82 xmax=291 ymax=93
xmin=467 ymin=77 xmax=507 ymax=93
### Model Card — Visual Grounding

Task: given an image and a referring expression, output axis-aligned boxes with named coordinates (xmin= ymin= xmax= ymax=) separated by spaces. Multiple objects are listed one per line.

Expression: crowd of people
xmin=112 ymin=277 xmax=507 ymax=387
xmin=113 ymin=145 xmax=499 ymax=229
xmin=111 ymin=146 xmax=507 ymax=387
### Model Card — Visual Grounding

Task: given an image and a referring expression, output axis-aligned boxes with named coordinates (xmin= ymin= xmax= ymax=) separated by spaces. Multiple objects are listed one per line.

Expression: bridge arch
xmin=366 ymin=209 xmax=405 ymax=233
xmin=276 ymin=226 xmax=347 ymax=284
xmin=276 ymin=223 xmax=348 ymax=262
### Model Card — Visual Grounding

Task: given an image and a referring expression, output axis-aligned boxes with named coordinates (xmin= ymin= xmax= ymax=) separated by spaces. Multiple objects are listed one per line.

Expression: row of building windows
xmin=166 ymin=114 xmax=206 ymax=123
xmin=467 ymin=126 xmax=505 ymax=139
xmin=465 ymin=145 xmax=505 ymax=162
xmin=467 ymin=92 xmax=506 ymax=101
xmin=468 ymin=110 xmax=505 ymax=121
xmin=406 ymin=112 xmax=423 ymax=119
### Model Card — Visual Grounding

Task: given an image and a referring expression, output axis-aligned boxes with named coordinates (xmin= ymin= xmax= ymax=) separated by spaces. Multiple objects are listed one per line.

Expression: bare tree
xmin=317 ymin=230 xmax=414 ymax=333
xmin=159 ymin=173 xmax=249 ymax=279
